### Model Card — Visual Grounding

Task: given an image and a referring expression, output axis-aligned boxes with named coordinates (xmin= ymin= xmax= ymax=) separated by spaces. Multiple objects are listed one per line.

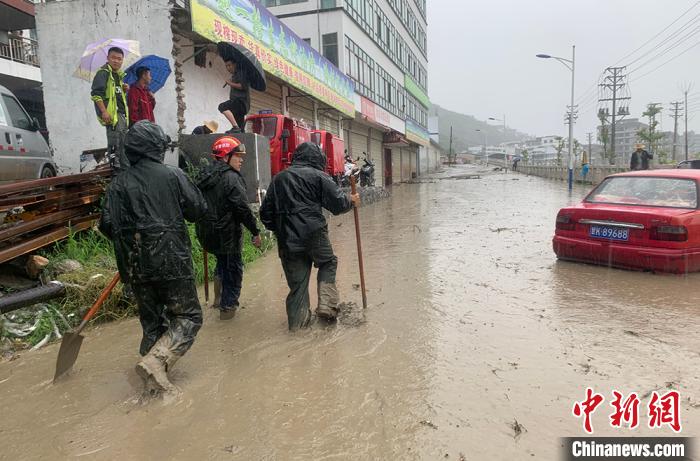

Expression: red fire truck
xmin=245 ymin=113 xmax=311 ymax=176
xmin=310 ymin=130 xmax=345 ymax=181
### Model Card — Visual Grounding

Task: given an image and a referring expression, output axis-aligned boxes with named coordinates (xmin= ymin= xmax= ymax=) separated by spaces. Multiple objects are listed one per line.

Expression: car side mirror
xmin=31 ymin=117 xmax=40 ymax=131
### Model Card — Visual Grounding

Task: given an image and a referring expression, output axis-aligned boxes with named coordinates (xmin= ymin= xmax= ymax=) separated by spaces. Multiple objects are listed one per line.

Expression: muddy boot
xmin=212 ymin=276 xmax=222 ymax=309
xmin=219 ymin=305 xmax=237 ymax=320
xmin=135 ymin=337 xmax=179 ymax=394
xmin=316 ymin=281 xmax=340 ymax=321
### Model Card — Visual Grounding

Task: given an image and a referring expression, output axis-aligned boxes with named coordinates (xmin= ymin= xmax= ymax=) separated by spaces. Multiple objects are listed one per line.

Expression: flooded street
xmin=1 ymin=165 xmax=699 ymax=460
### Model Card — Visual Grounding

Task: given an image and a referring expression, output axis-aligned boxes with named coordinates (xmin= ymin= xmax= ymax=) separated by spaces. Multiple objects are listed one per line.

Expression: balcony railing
xmin=0 ymin=34 xmax=39 ymax=67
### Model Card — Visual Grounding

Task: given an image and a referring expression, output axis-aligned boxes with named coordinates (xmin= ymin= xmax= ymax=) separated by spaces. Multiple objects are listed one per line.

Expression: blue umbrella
xmin=124 ymin=54 xmax=171 ymax=93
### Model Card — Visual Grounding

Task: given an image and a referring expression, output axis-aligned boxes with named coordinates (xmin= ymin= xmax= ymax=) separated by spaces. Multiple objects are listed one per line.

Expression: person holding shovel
xmin=260 ymin=142 xmax=360 ymax=330
xmin=99 ymin=121 xmax=207 ymax=397
xmin=195 ymin=136 xmax=261 ymax=320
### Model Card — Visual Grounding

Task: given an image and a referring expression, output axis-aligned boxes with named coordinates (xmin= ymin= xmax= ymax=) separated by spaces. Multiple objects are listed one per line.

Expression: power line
xmin=614 ymin=1 xmax=700 ymax=65
xmin=628 ymin=22 xmax=700 ymax=74
xmin=629 ymin=39 xmax=700 ymax=83
xmin=625 ymin=13 xmax=700 ymax=69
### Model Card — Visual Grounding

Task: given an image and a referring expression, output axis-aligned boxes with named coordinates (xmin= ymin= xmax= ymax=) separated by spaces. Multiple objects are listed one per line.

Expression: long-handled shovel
xmin=350 ymin=176 xmax=367 ymax=309
xmin=53 ymin=272 xmax=120 ymax=383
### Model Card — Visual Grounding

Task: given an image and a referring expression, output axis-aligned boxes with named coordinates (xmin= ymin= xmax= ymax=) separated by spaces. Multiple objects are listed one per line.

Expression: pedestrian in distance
xmin=630 ymin=143 xmax=653 ymax=170
xmin=219 ymin=59 xmax=250 ymax=134
xmin=195 ymin=136 xmax=262 ymax=320
xmin=192 ymin=120 xmax=219 ymax=135
xmin=99 ymin=121 xmax=207 ymax=398
xmin=127 ymin=66 xmax=156 ymax=127
xmin=260 ymin=142 xmax=360 ymax=330
xmin=91 ymin=46 xmax=130 ymax=171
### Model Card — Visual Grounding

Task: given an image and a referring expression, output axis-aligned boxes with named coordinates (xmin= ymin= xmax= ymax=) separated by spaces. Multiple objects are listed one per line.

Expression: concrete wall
xmin=519 ymin=165 xmax=629 ymax=185
xmin=35 ymin=0 xmax=178 ymax=172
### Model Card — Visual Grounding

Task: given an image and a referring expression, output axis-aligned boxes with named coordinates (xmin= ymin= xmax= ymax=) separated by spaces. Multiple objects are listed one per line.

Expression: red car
xmin=553 ymin=169 xmax=700 ymax=274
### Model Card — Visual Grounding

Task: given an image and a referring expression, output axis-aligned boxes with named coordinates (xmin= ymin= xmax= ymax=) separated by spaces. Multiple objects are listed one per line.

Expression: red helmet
xmin=211 ymin=136 xmax=242 ymax=159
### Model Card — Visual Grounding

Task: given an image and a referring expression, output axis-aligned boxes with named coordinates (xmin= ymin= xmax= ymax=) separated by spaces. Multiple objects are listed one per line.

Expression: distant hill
xmin=430 ymin=104 xmax=529 ymax=154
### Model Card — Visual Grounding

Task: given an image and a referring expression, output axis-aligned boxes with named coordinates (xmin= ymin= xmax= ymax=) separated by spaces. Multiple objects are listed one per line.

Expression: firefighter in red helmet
xmin=195 ymin=136 xmax=261 ymax=320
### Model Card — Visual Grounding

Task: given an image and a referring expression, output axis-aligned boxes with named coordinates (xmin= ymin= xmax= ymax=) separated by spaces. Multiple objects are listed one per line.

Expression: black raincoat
xmin=260 ymin=142 xmax=352 ymax=252
xmin=195 ymin=161 xmax=259 ymax=255
xmin=99 ymin=121 xmax=207 ymax=284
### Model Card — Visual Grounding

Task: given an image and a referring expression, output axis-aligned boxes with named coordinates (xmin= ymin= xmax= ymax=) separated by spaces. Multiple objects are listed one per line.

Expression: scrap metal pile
xmin=0 ymin=169 xmax=112 ymax=265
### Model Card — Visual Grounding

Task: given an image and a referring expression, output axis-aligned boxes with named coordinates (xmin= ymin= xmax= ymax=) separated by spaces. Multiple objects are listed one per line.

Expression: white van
xmin=0 ymin=84 xmax=56 ymax=181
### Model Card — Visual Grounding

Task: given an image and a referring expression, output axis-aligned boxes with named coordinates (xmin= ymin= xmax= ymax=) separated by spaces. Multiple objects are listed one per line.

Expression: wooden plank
xmin=0 ymin=170 xmax=111 ymax=200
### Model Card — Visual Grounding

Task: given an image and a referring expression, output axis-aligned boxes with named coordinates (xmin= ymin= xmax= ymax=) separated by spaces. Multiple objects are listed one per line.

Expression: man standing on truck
xmin=99 ymin=121 xmax=207 ymax=397
xmin=260 ymin=142 xmax=360 ymax=330
xmin=218 ymin=59 xmax=250 ymax=133
xmin=91 ymin=47 xmax=130 ymax=171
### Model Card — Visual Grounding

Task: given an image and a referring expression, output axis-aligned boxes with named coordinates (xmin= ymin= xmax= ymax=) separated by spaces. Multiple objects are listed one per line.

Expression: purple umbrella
xmin=73 ymin=38 xmax=140 ymax=82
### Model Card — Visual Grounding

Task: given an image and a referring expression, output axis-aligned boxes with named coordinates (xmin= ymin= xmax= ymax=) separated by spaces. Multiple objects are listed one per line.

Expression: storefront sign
xmin=191 ymin=0 xmax=355 ymax=116
xmin=360 ymin=96 xmax=391 ymax=128
xmin=405 ymin=119 xmax=430 ymax=146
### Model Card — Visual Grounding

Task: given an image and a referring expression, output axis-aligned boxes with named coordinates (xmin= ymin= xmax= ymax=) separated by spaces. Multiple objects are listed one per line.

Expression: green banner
xmin=404 ymin=74 xmax=429 ymax=108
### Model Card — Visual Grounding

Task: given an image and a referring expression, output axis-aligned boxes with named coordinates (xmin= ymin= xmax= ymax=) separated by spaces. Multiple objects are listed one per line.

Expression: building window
xmin=302 ymin=38 xmax=311 ymax=45
xmin=322 ymin=33 xmax=338 ymax=67
xmin=321 ymin=0 xmax=336 ymax=8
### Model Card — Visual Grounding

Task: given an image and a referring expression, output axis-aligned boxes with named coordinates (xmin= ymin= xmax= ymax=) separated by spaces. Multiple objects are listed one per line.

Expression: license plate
xmin=589 ymin=225 xmax=630 ymax=241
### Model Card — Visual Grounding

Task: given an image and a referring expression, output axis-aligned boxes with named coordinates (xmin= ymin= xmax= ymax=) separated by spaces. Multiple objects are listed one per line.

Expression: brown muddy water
xmin=1 ymin=165 xmax=698 ymax=460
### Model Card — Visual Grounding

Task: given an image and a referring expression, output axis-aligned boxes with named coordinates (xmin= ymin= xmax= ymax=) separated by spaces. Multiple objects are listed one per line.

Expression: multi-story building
xmin=263 ymin=0 xmax=432 ymax=184
xmin=0 ymin=0 xmax=44 ymax=126
xmin=597 ymin=118 xmax=648 ymax=165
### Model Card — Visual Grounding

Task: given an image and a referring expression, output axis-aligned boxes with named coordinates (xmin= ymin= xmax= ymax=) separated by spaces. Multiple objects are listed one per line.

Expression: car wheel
xmin=40 ymin=166 xmax=55 ymax=178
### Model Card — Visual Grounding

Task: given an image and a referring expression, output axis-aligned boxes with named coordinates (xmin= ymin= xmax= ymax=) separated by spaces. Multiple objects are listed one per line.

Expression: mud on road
xmin=1 ymin=165 xmax=698 ymax=460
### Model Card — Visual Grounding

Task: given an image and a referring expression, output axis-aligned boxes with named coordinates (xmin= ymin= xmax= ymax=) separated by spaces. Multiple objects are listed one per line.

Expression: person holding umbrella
xmin=127 ymin=66 xmax=156 ymax=126
xmin=219 ymin=58 xmax=250 ymax=133
xmin=216 ymin=41 xmax=267 ymax=134
xmin=91 ymin=46 xmax=130 ymax=170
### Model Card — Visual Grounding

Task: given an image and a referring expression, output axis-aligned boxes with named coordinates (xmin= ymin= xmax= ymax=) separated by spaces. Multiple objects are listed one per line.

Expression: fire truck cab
xmin=245 ymin=113 xmax=311 ymax=176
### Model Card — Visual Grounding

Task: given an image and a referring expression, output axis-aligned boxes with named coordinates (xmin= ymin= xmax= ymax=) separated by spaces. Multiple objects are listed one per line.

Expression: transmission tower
xmin=598 ymin=66 xmax=631 ymax=165
xmin=669 ymin=101 xmax=683 ymax=162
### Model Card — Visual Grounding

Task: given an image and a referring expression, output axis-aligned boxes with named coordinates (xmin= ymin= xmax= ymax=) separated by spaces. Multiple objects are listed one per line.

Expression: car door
xmin=1 ymin=92 xmax=47 ymax=180
xmin=0 ymin=95 xmax=21 ymax=182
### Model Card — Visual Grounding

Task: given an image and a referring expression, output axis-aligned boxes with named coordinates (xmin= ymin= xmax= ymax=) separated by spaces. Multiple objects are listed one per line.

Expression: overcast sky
xmin=427 ymin=0 xmax=700 ymax=141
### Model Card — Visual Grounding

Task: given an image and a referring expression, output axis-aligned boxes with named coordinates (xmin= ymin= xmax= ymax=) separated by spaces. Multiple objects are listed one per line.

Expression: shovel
xmin=53 ymin=272 xmax=121 ymax=383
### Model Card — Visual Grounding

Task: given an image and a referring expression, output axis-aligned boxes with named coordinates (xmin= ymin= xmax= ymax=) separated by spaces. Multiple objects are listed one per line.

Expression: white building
xmin=0 ymin=1 xmax=43 ymax=125
xmin=263 ymin=0 xmax=431 ymax=183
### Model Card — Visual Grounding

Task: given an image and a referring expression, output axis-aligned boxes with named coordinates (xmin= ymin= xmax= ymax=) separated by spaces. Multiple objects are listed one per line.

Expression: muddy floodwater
xmin=1 ymin=165 xmax=698 ymax=460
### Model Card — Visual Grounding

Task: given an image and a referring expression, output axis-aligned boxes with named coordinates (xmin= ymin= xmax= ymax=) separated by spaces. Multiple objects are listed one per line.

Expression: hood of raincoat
xmin=292 ymin=142 xmax=326 ymax=171
xmin=124 ymin=120 xmax=170 ymax=165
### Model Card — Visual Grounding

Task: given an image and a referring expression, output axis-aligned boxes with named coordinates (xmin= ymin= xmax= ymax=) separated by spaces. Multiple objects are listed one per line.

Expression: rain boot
xmin=135 ymin=336 xmax=179 ymax=395
xmin=219 ymin=305 xmax=237 ymax=320
xmin=316 ymin=281 xmax=339 ymax=320
xmin=212 ymin=276 xmax=222 ymax=309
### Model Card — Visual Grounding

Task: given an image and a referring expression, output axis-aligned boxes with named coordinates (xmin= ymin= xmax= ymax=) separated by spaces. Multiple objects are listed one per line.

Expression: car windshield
xmin=245 ymin=117 xmax=277 ymax=139
xmin=587 ymin=176 xmax=698 ymax=209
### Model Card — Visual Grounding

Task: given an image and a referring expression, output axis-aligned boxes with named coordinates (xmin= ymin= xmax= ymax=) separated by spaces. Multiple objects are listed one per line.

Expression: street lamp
xmin=475 ymin=129 xmax=488 ymax=166
xmin=537 ymin=45 xmax=576 ymax=191
xmin=488 ymin=115 xmax=507 ymax=168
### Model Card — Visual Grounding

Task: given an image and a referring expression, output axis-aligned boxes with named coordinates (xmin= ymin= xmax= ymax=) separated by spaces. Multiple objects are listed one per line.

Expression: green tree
xmin=521 ymin=149 xmax=529 ymax=163
xmin=555 ymin=137 xmax=565 ymax=166
xmin=637 ymin=103 xmax=665 ymax=159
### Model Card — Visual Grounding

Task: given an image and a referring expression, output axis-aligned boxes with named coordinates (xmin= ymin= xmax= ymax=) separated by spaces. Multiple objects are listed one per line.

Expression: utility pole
xmin=669 ymin=101 xmax=683 ymax=162
xmin=587 ymin=132 xmax=593 ymax=164
xmin=449 ymin=126 xmax=453 ymax=165
xmin=684 ymin=88 xmax=692 ymax=161
xmin=598 ymin=66 xmax=631 ymax=165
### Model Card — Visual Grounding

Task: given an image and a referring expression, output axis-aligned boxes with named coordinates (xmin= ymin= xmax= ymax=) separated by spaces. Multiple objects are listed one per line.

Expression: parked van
xmin=0 ymin=84 xmax=56 ymax=182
